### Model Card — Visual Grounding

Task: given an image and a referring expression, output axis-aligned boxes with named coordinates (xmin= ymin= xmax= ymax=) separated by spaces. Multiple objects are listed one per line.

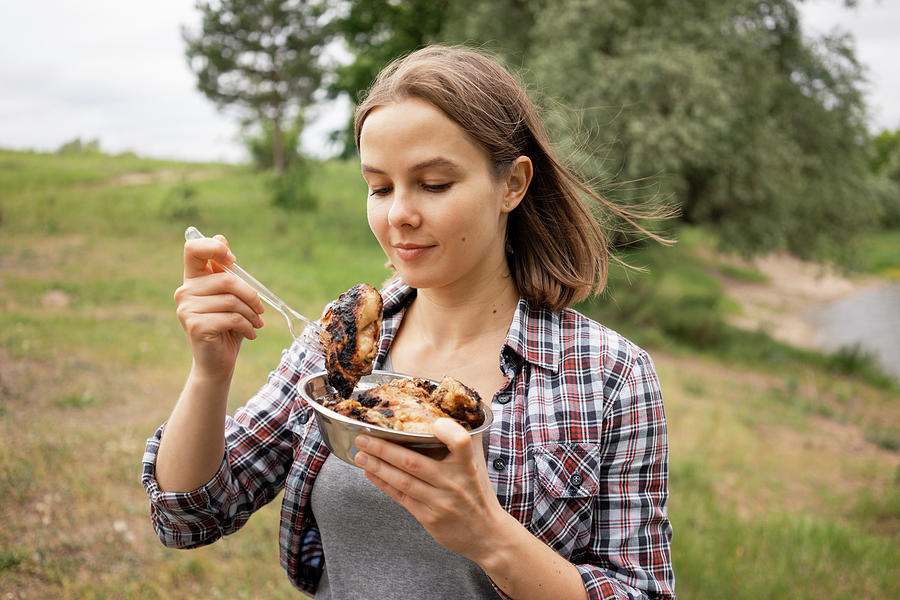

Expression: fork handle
xmin=185 ymin=226 xmax=301 ymax=323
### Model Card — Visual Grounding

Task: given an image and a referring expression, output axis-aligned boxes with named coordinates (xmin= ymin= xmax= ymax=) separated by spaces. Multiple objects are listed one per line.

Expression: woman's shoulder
xmin=552 ymin=308 xmax=662 ymax=409
xmin=558 ymin=306 xmax=647 ymax=361
xmin=511 ymin=299 xmax=650 ymax=371
xmin=553 ymin=307 xmax=660 ymax=396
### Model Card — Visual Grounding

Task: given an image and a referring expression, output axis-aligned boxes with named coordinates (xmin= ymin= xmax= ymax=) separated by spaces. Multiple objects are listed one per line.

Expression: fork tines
xmin=301 ymin=324 xmax=328 ymax=356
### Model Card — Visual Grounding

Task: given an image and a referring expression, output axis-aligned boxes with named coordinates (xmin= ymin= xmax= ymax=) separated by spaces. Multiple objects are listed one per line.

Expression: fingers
xmin=183 ymin=235 xmax=235 ymax=279
xmin=355 ymin=435 xmax=434 ymax=486
xmin=181 ymin=311 xmax=260 ymax=342
xmin=354 ymin=425 xmax=477 ymax=496
xmin=354 ymin=419 xmax=475 ymax=482
xmin=179 ymin=291 xmax=264 ymax=329
xmin=174 ymin=271 xmax=266 ymax=342
xmin=364 ymin=469 xmax=435 ymax=520
xmin=431 ymin=418 xmax=474 ymax=462
xmin=354 ymin=438 xmax=440 ymax=516
xmin=355 ymin=435 xmax=432 ymax=476
xmin=179 ymin=271 xmax=265 ymax=314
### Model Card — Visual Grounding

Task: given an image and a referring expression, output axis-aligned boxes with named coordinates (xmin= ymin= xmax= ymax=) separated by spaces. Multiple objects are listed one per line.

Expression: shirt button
xmin=492 ymin=457 xmax=507 ymax=471
xmin=298 ymin=412 xmax=309 ymax=424
xmin=497 ymin=393 xmax=512 ymax=405
xmin=569 ymin=472 xmax=583 ymax=486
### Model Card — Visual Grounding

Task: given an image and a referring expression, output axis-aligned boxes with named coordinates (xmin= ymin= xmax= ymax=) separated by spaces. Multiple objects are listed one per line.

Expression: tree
xmin=328 ymin=0 xmax=449 ymax=156
xmin=869 ymin=129 xmax=900 ymax=176
xmin=243 ymin=112 xmax=306 ymax=170
xmin=526 ymin=0 xmax=879 ymax=260
xmin=868 ymin=129 xmax=900 ymax=226
xmin=183 ymin=0 xmax=330 ymax=173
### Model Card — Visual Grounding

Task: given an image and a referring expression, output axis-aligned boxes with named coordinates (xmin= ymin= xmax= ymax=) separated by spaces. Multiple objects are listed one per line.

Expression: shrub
xmin=268 ymin=162 xmax=317 ymax=212
xmin=159 ymin=178 xmax=200 ymax=221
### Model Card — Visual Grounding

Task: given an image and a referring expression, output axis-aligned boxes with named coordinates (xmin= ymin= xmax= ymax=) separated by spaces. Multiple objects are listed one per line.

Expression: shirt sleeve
xmin=578 ymin=349 xmax=676 ymax=600
xmin=141 ymin=340 xmax=322 ymax=549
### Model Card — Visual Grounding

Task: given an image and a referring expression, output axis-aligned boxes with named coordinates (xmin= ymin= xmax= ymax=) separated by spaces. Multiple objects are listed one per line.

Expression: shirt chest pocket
xmin=529 ymin=443 xmax=601 ymax=558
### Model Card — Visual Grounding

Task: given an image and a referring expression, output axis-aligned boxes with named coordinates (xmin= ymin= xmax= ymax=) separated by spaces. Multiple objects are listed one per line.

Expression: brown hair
xmin=355 ymin=45 xmax=659 ymax=312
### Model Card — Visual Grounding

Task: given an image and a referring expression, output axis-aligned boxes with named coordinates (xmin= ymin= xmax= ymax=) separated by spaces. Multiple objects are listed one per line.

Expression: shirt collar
xmin=376 ymin=277 xmax=561 ymax=373
xmin=380 ymin=276 xmax=415 ymax=318
xmin=504 ymin=297 xmax=561 ymax=373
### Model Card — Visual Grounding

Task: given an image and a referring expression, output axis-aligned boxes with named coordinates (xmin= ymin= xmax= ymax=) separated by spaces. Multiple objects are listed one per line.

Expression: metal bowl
xmin=298 ymin=369 xmax=493 ymax=465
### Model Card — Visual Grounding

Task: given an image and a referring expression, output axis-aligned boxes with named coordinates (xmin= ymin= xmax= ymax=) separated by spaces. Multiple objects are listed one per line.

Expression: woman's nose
xmin=387 ymin=188 xmax=421 ymax=229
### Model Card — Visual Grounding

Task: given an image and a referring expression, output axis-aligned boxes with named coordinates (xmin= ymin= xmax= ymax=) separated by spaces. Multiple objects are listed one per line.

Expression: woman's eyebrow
xmin=361 ymin=157 xmax=461 ymax=175
xmin=360 ymin=164 xmax=385 ymax=175
xmin=409 ymin=157 xmax=461 ymax=172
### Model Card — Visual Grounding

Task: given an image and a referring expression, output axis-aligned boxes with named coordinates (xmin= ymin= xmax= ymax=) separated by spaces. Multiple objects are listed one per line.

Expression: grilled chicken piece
xmin=322 ymin=376 xmax=484 ymax=433
xmin=322 ymin=283 xmax=383 ymax=398
xmin=431 ymin=376 xmax=484 ymax=429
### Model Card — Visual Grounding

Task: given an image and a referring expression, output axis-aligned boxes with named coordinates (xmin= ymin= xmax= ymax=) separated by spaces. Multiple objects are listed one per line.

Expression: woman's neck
xmin=403 ymin=270 xmax=520 ymax=354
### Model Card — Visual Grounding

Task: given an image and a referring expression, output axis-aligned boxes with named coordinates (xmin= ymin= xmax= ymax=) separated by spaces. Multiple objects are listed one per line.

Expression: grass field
xmin=1 ymin=149 xmax=898 ymax=599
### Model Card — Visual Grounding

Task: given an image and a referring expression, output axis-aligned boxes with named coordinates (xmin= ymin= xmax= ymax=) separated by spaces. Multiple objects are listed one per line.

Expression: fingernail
xmin=356 ymin=435 xmax=369 ymax=449
xmin=226 ymin=251 xmax=236 ymax=263
xmin=256 ymin=317 xmax=264 ymax=328
xmin=355 ymin=452 xmax=368 ymax=466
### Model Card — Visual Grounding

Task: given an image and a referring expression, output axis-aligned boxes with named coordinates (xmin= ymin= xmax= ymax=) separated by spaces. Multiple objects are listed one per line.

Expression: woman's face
xmin=359 ymin=98 xmax=513 ymax=293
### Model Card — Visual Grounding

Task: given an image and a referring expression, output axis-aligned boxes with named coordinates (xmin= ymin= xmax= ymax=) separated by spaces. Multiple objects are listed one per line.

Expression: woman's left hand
xmin=354 ymin=418 xmax=508 ymax=563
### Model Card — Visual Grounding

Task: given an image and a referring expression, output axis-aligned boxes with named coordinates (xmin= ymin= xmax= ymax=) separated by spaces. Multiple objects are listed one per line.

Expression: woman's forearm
xmin=155 ymin=363 xmax=230 ymax=492
xmin=478 ymin=510 xmax=589 ymax=600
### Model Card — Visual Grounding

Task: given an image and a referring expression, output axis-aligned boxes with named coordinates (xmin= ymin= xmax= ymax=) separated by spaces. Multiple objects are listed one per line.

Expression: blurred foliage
xmin=183 ymin=0 xmax=330 ymax=173
xmin=159 ymin=177 xmax=201 ymax=222
xmin=267 ymin=161 xmax=318 ymax=212
xmin=868 ymin=129 xmax=900 ymax=227
xmin=244 ymin=112 xmax=306 ymax=171
xmin=856 ymin=228 xmax=900 ymax=278
xmin=56 ymin=137 xmax=102 ymax=155
xmin=242 ymin=114 xmax=319 ymax=211
xmin=527 ymin=0 xmax=877 ymax=262
xmin=328 ymin=0 xmax=450 ymax=157
xmin=869 ymin=129 xmax=900 ymax=175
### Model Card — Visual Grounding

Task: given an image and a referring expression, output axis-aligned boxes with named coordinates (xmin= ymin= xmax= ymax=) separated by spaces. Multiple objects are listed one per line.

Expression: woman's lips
xmin=393 ymin=243 xmax=434 ymax=261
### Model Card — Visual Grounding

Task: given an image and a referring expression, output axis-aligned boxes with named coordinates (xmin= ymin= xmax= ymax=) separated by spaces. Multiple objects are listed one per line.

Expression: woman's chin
xmin=395 ymin=271 xmax=438 ymax=290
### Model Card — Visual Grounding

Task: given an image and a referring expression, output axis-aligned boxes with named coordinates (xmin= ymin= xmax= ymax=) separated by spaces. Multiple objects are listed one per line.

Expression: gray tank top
xmin=310 ymin=355 xmax=501 ymax=599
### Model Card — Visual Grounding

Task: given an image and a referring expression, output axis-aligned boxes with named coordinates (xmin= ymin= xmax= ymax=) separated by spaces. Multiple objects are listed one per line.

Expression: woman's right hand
xmin=174 ymin=234 xmax=265 ymax=381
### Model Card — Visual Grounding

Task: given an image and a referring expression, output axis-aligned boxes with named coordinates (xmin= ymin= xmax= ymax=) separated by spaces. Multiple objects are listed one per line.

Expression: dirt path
xmin=104 ymin=168 xmax=221 ymax=187
xmin=717 ymin=252 xmax=884 ymax=349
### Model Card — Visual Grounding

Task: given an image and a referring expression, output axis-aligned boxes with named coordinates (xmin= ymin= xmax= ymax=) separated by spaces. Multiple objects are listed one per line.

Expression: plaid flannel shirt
xmin=142 ymin=277 xmax=675 ymax=599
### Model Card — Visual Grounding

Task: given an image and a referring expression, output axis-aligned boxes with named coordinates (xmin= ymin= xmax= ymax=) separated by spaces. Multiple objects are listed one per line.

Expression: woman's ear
xmin=501 ymin=156 xmax=533 ymax=213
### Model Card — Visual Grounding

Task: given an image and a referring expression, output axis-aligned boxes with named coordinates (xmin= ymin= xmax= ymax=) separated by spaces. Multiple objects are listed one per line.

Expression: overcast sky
xmin=0 ymin=0 xmax=897 ymax=163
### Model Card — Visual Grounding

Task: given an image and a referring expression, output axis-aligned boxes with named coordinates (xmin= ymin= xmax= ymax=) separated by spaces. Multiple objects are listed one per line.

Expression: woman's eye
xmin=369 ymin=187 xmax=391 ymax=197
xmin=423 ymin=183 xmax=451 ymax=192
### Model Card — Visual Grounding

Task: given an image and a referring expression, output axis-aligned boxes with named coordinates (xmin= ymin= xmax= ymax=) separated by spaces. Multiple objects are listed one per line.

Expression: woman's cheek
xmin=367 ymin=204 xmax=387 ymax=244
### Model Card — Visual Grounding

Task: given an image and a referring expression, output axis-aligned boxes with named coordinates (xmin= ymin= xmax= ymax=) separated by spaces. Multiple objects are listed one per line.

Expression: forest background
xmin=1 ymin=0 xmax=898 ymax=598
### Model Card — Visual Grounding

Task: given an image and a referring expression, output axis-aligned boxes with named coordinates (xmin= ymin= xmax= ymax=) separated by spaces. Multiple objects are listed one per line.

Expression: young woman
xmin=143 ymin=45 xmax=675 ymax=600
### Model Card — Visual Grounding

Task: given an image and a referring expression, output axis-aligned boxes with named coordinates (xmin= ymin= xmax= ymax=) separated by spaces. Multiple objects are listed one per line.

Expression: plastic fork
xmin=184 ymin=226 xmax=326 ymax=356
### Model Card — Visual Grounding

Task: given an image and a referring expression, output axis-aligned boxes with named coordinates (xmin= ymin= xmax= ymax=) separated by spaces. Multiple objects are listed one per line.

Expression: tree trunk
xmin=272 ymin=116 xmax=285 ymax=174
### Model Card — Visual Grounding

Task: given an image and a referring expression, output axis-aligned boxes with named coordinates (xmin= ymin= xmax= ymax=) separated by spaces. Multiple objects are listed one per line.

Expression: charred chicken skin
xmin=322 ymin=376 xmax=484 ymax=433
xmin=321 ymin=283 xmax=383 ymax=398
xmin=431 ymin=376 xmax=484 ymax=427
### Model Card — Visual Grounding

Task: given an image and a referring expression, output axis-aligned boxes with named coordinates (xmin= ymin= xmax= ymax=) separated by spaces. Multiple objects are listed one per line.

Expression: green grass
xmin=715 ymin=262 xmax=770 ymax=282
xmin=856 ymin=228 xmax=900 ymax=278
xmin=0 ymin=550 xmax=24 ymax=572
xmin=671 ymin=460 xmax=898 ymax=599
xmin=1 ymin=149 xmax=898 ymax=599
